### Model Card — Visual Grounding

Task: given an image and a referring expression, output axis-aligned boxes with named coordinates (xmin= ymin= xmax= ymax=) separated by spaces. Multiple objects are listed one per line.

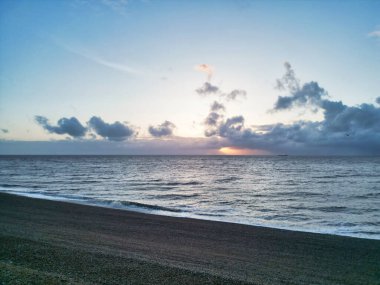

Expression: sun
xmin=219 ymin=147 xmax=259 ymax=155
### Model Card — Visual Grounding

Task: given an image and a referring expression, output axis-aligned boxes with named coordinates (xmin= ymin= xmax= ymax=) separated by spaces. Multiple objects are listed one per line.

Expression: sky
xmin=0 ymin=0 xmax=379 ymax=155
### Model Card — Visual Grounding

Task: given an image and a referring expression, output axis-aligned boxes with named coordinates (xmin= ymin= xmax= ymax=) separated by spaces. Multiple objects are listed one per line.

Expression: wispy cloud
xmin=101 ymin=0 xmax=129 ymax=14
xmin=368 ymin=29 xmax=380 ymax=38
xmin=195 ymin=64 xmax=214 ymax=81
xmin=72 ymin=0 xmax=131 ymax=16
xmin=53 ymin=38 xmax=141 ymax=75
xmin=195 ymin=82 xmax=247 ymax=101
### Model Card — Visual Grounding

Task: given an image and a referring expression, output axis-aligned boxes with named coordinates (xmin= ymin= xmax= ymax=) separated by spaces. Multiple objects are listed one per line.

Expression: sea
xmin=0 ymin=155 xmax=379 ymax=239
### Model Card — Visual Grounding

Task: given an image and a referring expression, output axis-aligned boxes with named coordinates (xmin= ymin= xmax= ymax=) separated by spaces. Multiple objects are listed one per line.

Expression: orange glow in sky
xmin=219 ymin=147 xmax=262 ymax=155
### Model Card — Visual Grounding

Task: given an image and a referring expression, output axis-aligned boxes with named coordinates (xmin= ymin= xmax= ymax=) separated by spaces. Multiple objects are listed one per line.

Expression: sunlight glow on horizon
xmin=218 ymin=147 xmax=265 ymax=156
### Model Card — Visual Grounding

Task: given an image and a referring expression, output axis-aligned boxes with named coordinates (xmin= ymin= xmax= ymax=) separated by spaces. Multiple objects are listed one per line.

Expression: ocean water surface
xmin=0 ymin=155 xmax=379 ymax=239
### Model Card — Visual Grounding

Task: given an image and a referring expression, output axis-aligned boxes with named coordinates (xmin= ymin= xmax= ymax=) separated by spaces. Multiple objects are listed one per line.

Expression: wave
xmin=117 ymin=200 xmax=183 ymax=213
xmin=312 ymin=173 xmax=380 ymax=179
xmin=152 ymin=193 xmax=200 ymax=200
xmin=164 ymin=181 xmax=202 ymax=186
xmin=316 ymin=206 xmax=348 ymax=213
xmin=125 ymin=180 xmax=202 ymax=187
xmin=0 ymin=187 xmax=184 ymax=214
xmin=272 ymin=191 xmax=324 ymax=197
xmin=352 ymin=192 xmax=380 ymax=199
xmin=0 ymin=184 xmax=41 ymax=189
xmin=214 ymin=177 xmax=241 ymax=183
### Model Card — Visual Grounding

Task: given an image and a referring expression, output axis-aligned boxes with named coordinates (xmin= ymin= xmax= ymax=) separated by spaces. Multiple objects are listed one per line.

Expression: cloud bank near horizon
xmin=0 ymin=137 xmax=223 ymax=155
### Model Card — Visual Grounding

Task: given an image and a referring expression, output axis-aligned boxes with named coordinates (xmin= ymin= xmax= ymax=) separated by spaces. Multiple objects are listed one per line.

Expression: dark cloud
xmin=274 ymin=81 xmax=327 ymax=111
xmin=204 ymin=63 xmax=380 ymax=155
xmin=204 ymin=101 xmax=225 ymax=137
xmin=210 ymin=101 xmax=225 ymax=112
xmin=0 ymin=137 xmax=223 ymax=155
xmin=148 ymin=121 xmax=176 ymax=137
xmin=273 ymin=63 xmax=327 ymax=111
xmin=205 ymin=112 xmax=221 ymax=127
xmin=218 ymin=116 xmax=245 ymax=137
xmin=195 ymin=82 xmax=220 ymax=96
xmin=225 ymin=89 xmax=247 ymax=101
xmin=376 ymin=97 xmax=380 ymax=105
xmin=35 ymin=116 xmax=87 ymax=138
xmin=88 ymin=116 xmax=135 ymax=141
xmin=275 ymin=61 xmax=299 ymax=92
xmin=208 ymin=110 xmax=380 ymax=154
xmin=195 ymin=82 xmax=247 ymax=101
xmin=1 ymin=129 xmax=8 ymax=134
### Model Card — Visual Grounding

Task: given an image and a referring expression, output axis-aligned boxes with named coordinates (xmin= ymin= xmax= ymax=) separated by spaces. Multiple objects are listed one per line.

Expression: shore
xmin=0 ymin=193 xmax=379 ymax=284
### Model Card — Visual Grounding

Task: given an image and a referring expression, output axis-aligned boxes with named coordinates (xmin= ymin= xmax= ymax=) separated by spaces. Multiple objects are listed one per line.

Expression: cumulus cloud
xmin=35 ymin=116 xmax=87 ymax=138
xmin=273 ymin=62 xmax=327 ymax=111
xmin=195 ymin=64 xmax=214 ymax=81
xmin=148 ymin=121 xmax=176 ymax=137
xmin=207 ymin=109 xmax=380 ymax=154
xmin=204 ymin=63 xmax=380 ymax=155
xmin=204 ymin=101 xmax=226 ymax=137
xmin=88 ymin=116 xmax=135 ymax=141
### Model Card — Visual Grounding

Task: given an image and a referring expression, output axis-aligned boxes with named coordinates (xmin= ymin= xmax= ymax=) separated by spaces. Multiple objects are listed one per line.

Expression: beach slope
xmin=0 ymin=193 xmax=379 ymax=284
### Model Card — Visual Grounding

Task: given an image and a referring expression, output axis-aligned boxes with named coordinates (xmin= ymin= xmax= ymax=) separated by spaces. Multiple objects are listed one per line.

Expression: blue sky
xmin=0 ymin=0 xmax=379 ymax=154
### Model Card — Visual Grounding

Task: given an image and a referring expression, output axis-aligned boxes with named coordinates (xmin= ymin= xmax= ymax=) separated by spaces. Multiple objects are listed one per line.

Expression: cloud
xmin=101 ymin=0 xmax=129 ymax=14
xmin=194 ymin=65 xmax=247 ymax=101
xmin=195 ymin=82 xmax=247 ymax=101
xmin=1 ymin=129 xmax=8 ymax=134
xmin=53 ymin=38 xmax=140 ymax=75
xmin=88 ymin=116 xmax=135 ymax=141
xmin=204 ymin=101 xmax=225 ymax=137
xmin=196 ymin=82 xmax=220 ymax=96
xmin=210 ymin=101 xmax=225 ymax=112
xmin=376 ymin=97 xmax=380 ymax=105
xmin=275 ymin=62 xmax=300 ymax=92
xmin=148 ymin=121 xmax=176 ymax=137
xmin=225 ymin=89 xmax=247 ymax=101
xmin=195 ymin=64 xmax=214 ymax=81
xmin=0 ymin=137 xmax=223 ymax=155
xmin=35 ymin=116 xmax=87 ymax=138
xmin=274 ymin=81 xmax=327 ymax=111
xmin=368 ymin=29 xmax=380 ymax=38
xmin=204 ymin=63 xmax=380 ymax=155
xmin=205 ymin=112 xmax=221 ymax=127
xmin=273 ymin=62 xmax=327 ymax=111
xmin=207 ymin=108 xmax=380 ymax=155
